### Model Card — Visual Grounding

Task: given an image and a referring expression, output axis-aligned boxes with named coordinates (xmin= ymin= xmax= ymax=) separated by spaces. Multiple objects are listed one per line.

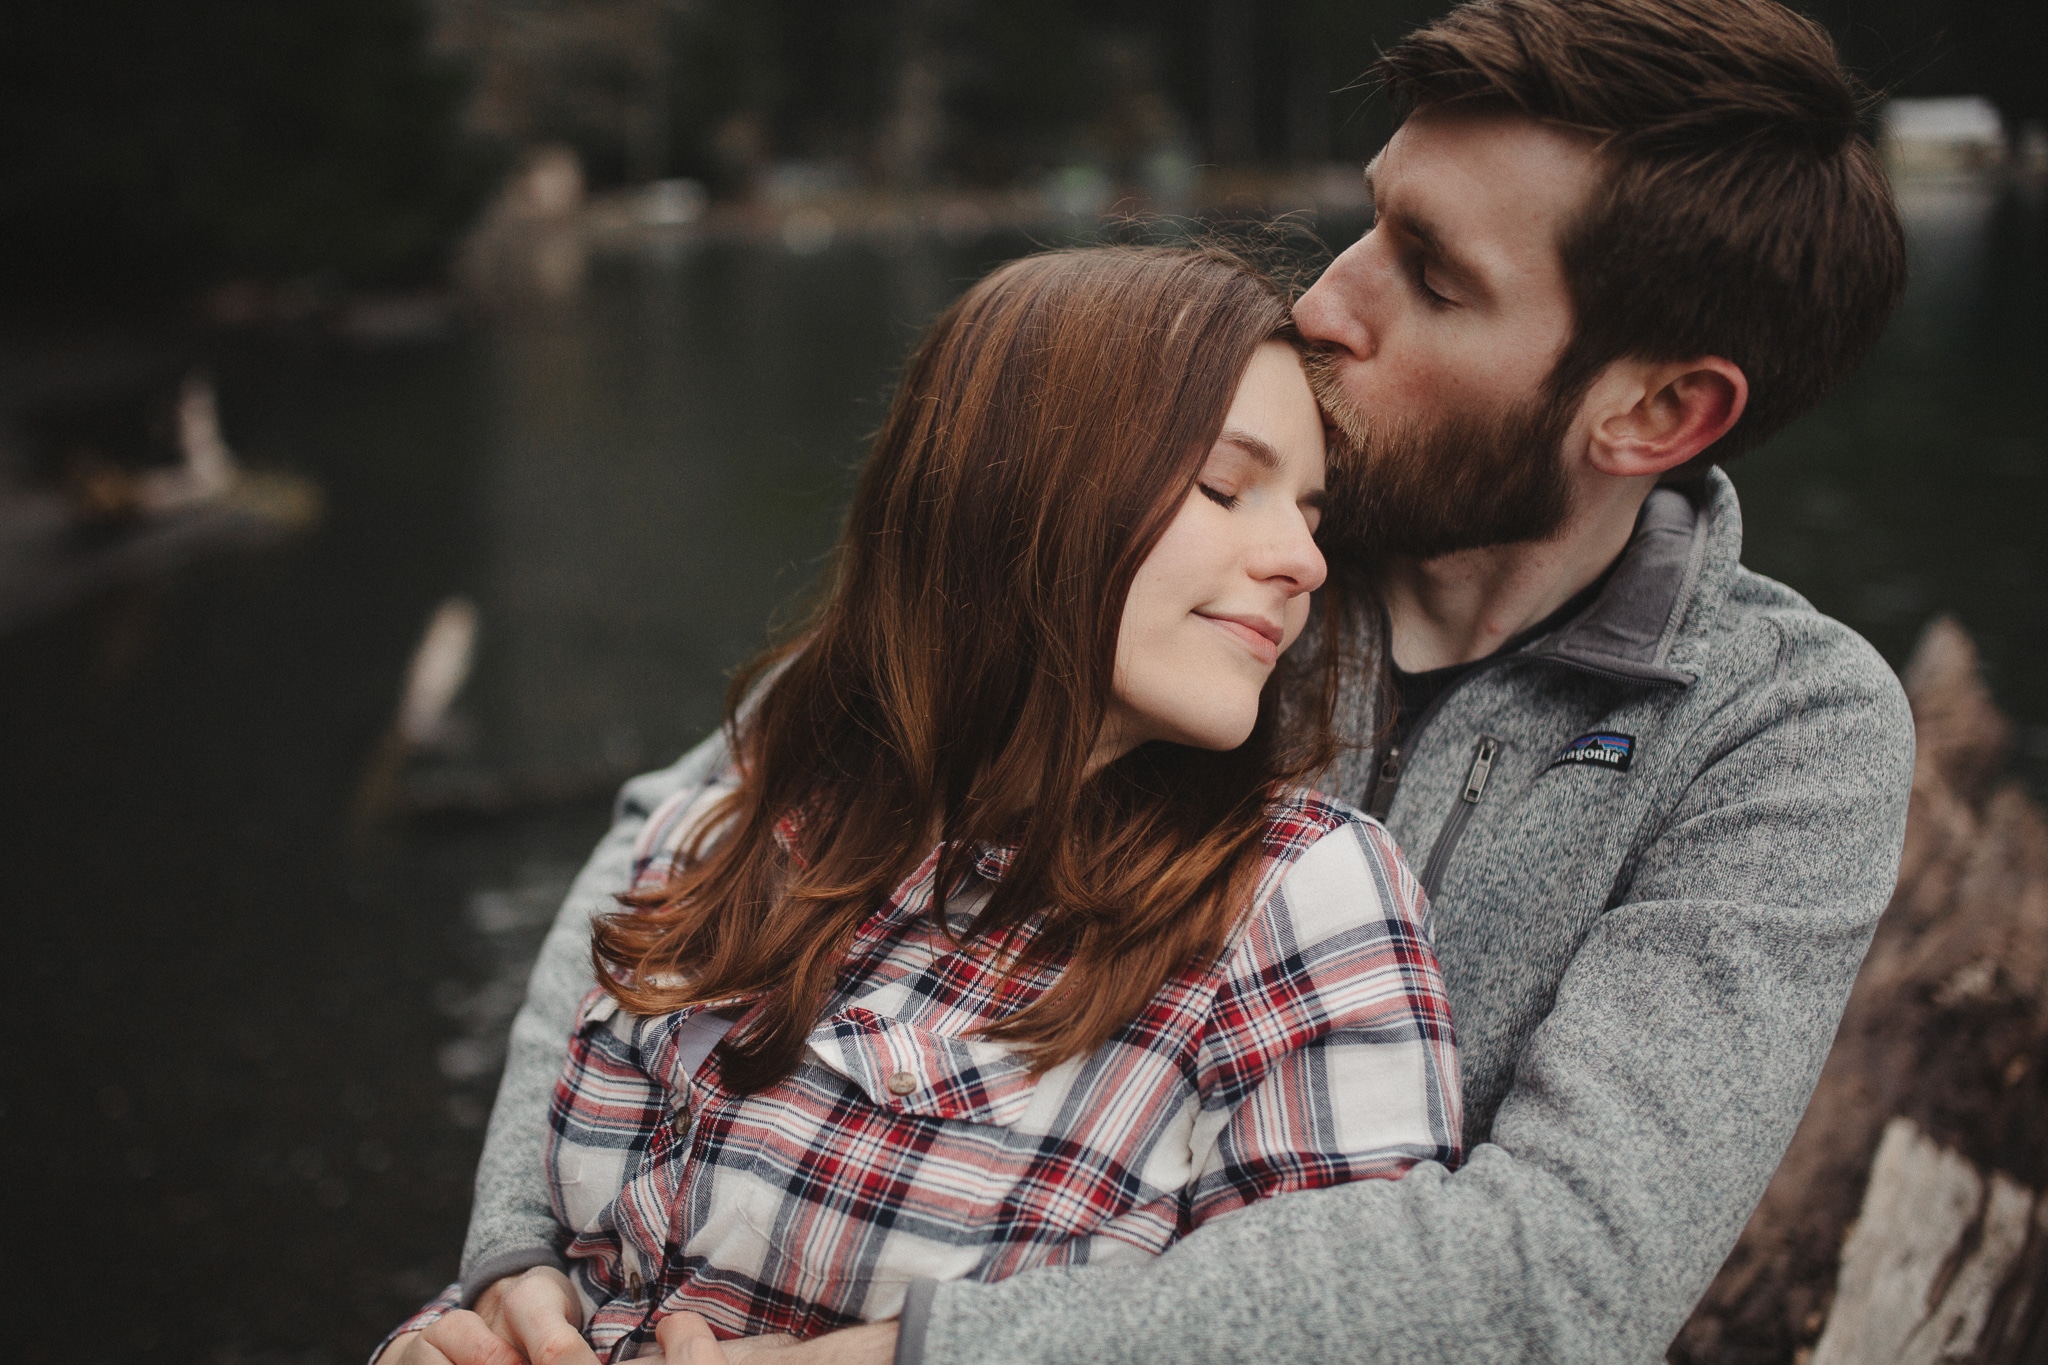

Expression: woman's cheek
xmin=1280 ymin=595 xmax=1312 ymax=652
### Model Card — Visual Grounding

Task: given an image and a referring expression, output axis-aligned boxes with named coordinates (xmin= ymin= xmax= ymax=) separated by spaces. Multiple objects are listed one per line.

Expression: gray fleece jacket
xmin=452 ymin=468 xmax=1914 ymax=1364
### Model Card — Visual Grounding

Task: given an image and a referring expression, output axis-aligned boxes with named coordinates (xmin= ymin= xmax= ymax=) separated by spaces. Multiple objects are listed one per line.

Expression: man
xmin=388 ymin=0 xmax=1913 ymax=1361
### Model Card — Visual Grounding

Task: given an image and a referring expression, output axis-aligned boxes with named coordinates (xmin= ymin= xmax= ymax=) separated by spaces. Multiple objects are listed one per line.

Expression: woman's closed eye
xmin=1198 ymin=482 xmax=1239 ymax=510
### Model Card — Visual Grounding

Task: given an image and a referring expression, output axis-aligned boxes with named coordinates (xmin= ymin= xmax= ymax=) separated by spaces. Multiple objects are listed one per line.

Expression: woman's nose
xmin=1257 ymin=514 xmax=1328 ymax=597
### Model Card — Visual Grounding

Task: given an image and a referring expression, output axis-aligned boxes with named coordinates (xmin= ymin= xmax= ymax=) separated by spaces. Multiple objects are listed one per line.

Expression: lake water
xmin=1 ymin=180 xmax=2042 ymax=1363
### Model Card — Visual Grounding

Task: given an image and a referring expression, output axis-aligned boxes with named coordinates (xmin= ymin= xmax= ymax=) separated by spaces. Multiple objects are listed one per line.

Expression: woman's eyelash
xmin=1198 ymin=483 xmax=1239 ymax=510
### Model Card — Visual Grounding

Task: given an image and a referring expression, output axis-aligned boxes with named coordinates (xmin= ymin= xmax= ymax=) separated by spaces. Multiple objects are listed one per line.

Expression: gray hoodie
xmin=453 ymin=468 xmax=1914 ymax=1364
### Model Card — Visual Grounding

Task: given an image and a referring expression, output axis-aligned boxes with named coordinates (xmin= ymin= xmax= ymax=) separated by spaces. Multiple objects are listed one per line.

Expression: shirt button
xmin=670 ymin=1099 xmax=691 ymax=1139
xmin=885 ymin=1071 xmax=918 ymax=1096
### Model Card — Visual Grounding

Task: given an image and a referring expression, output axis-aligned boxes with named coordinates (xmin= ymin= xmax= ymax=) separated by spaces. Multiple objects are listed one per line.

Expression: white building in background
xmin=1881 ymin=96 xmax=2007 ymax=179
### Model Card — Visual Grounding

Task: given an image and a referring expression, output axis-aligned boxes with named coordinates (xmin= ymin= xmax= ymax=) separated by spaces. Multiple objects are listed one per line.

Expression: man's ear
xmin=1582 ymin=357 xmax=1748 ymax=479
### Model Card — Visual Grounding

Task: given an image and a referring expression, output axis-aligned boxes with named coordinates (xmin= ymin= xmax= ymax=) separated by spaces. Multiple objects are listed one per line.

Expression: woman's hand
xmin=654 ymin=1313 xmax=731 ymax=1364
xmin=379 ymin=1283 xmax=891 ymax=1365
xmin=379 ymin=1268 xmax=599 ymax=1365
xmin=656 ymin=1314 xmax=895 ymax=1365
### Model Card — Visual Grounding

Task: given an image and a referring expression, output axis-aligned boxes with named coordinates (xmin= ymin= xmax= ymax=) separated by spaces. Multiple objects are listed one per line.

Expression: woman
xmin=382 ymin=245 xmax=1458 ymax=1362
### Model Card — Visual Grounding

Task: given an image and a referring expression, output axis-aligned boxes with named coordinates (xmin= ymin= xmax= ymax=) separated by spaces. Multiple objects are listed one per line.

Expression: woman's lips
xmin=1199 ymin=612 xmax=1282 ymax=666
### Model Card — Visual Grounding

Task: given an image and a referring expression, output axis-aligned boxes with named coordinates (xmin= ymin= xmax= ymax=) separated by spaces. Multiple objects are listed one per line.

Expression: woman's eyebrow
xmin=1215 ymin=429 xmax=1280 ymax=469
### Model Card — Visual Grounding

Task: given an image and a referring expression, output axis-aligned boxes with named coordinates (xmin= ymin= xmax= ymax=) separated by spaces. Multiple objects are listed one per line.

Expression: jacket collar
xmin=1526 ymin=470 xmax=1735 ymax=687
xmin=1318 ymin=471 xmax=1739 ymax=799
xmin=1334 ymin=466 xmax=1743 ymax=694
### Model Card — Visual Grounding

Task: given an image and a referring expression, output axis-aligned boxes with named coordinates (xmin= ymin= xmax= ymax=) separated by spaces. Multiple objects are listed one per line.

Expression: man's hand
xmin=378 ymin=1268 xmax=598 ymax=1365
xmin=656 ymin=1314 xmax=896 ymax=1365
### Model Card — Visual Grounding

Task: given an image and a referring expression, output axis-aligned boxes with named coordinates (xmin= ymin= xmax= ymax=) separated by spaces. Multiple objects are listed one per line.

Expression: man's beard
xmin=1306 ymin=353 xmax=1579 ymax=563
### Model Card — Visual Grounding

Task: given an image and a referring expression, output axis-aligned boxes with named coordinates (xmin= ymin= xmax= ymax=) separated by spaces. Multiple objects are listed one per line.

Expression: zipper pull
xmin=1462 ymin=738 xmax=1499 ymax=803
xmin=1367 ymin=744 xmax=1403 ymax=820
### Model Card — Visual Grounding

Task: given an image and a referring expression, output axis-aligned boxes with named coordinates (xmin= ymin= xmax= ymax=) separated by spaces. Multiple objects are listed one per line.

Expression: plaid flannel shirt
xmin=390 ymin=776 xmax=1459 ymax=1358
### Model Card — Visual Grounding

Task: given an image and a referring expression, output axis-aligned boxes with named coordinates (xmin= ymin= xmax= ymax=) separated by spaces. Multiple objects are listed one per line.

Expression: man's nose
xmin=1292 ymin=239 xmax=1377 ymax=362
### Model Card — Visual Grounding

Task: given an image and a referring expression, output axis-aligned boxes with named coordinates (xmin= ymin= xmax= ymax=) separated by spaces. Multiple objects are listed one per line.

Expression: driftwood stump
xmin=1672 ymin=617 xmax=2048 ymax=1364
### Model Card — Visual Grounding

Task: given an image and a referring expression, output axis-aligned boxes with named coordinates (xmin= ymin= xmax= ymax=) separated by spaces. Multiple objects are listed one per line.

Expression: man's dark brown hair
xmin=1379 ymin=0 xmax=1907 ymax=460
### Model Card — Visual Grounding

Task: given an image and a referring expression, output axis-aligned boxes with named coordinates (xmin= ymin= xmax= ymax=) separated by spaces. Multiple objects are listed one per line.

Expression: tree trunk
xmin=1672 ymin=616 xmax=2048 ymax=1364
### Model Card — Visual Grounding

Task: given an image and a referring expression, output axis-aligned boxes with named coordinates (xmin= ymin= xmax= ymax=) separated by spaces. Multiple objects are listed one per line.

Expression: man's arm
xmin=899 ymin=644 xmax=1915 ymax=1364
xmin=456 ymin=729 xmax=731 ymax=1297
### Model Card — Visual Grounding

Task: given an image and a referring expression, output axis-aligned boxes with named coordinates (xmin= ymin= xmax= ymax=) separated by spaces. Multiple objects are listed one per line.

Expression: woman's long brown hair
xmin=594 ymin=245 xmax=1344 ymax=1092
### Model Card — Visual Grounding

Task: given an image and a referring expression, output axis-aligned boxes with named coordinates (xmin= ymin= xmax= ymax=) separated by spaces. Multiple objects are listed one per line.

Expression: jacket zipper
xmin=1365 ymin=744 xmax=1405 ymax=821
xmin=1366 ymin=645 xmax=1681 ymax=865
xmin=1418 ymin=735 xmax=1502 ymax=899
xmin=1365 ymin=675 xmax=1475 ymax=820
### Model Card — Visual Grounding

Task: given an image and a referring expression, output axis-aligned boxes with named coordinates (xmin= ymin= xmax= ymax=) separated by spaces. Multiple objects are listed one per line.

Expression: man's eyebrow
xmin=1391 ymin=203 xmax=1464 ymax=270
xmin=1215 ymin=429 xmax=1280 ymax=469
xmin=1364 ymin=163 xmax=1486 ymax=290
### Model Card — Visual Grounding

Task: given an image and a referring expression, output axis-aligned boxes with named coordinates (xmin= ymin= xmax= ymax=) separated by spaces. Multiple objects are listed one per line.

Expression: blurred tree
xmin=8 ymin=0 xmax=2038 ymax=321
xmin=1800 ymin=0 xmax=2046 ymax=131
xmin=943 ymin=0 xmax=1110 ymax=184
xmin=2 ymin=0 xmax=494 ymax=315
xmin=432 ymin=0 xmax=2044 ymax=200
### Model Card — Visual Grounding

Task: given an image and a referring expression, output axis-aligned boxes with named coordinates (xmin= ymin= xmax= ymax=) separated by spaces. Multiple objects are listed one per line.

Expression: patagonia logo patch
xmin=1550 ymin=731 xmax=1635 ymax=772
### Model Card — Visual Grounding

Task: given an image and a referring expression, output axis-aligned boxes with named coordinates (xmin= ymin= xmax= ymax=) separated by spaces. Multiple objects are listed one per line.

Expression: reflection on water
xmin=458 ymin=242 xmax=988 ymax=786
xmin=0 ymin=189 xmax=2042 ymax=1362
xmin=1737 ymin=178 xmax=2048 ymax=780
xmin=432 ymin=863 xmax=577 ymax=1122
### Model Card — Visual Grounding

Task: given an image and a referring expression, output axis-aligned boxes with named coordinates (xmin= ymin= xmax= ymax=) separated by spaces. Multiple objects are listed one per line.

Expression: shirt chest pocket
xmin=802 ymin=1006 xmax=1040 ymax=1127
